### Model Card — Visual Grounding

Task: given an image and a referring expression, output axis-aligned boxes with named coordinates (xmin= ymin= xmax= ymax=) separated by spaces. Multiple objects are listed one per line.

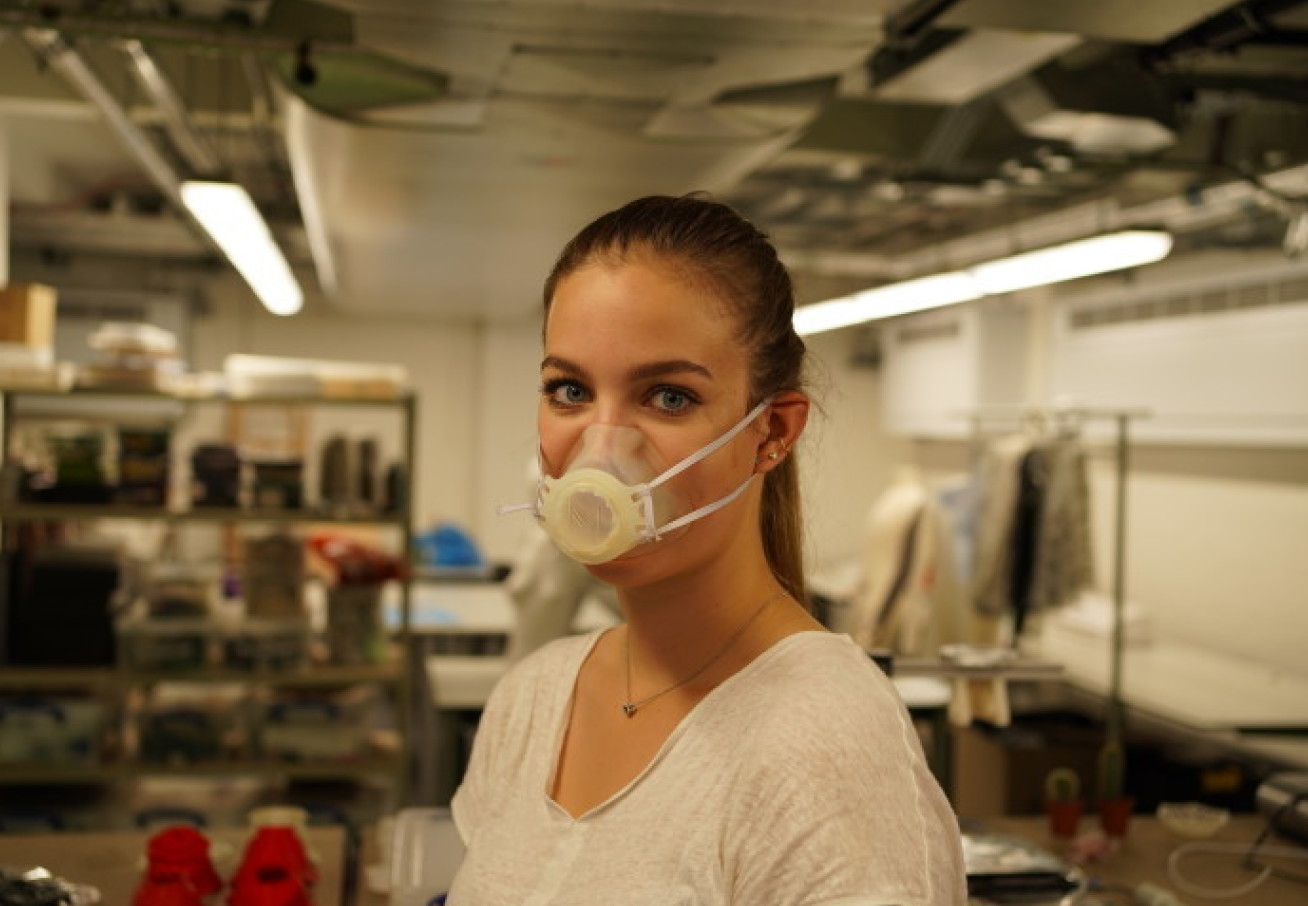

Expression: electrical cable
xmin=1166 ymin=793 xmax=1308 ymax=899
xmin=1166 ymin=846 xmax=1276 ymax=900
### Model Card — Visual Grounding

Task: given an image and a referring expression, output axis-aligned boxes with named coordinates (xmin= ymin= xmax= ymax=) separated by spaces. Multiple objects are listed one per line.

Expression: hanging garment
xmin=846 ymin=473 xmax=964 ymax=656
xmin=970 ymin=434 xmax=1034 ymax=621
xmin=1009 ymin=446 xmax=1046 ymax=637
xmin=1026 ymin=437 xmax=1095 ymax=617
xmin=948 ymin=677 xmax=1011 ymax=728
xmin=936 ymin=476 xmax=979 ymax=589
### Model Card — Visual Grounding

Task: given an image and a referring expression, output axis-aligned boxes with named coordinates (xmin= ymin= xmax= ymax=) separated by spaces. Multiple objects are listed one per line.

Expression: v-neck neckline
xmin=542 ymin=628 xmax=828 ymax=822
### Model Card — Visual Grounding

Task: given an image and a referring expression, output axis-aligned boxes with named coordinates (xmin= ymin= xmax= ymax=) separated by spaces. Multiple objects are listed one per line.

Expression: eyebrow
xmin=540 ymin=355 xmax=713 ymax=382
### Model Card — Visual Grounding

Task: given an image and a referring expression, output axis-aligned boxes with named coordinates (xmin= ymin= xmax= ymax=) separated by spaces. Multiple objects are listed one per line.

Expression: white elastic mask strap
xmin=643 ymin=397 xmax=773 ymax=538
xmin=645 ymin=397 xmax=772 ymax=493
xmin=495 ymin=446 xmax=549 ymax=517
xmin=654 ymin=471 xmax=757 ymax=536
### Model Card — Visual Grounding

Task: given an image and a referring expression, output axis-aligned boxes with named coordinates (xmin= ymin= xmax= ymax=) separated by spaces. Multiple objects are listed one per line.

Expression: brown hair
xmin=542 ymin=194 xmax=810 ymax=603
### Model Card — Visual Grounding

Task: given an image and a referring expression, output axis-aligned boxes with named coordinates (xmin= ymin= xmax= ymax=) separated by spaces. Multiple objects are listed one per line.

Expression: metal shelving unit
xmin=0 ymin=384 xmax=417 ymax=819
xmin=0 ymin=503 xmax=408 ymax=525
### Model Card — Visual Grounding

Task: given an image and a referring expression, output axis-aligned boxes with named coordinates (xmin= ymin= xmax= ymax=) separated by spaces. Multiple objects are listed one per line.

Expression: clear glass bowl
xmin=1157 ymin=802 xmax=1230 ymax=838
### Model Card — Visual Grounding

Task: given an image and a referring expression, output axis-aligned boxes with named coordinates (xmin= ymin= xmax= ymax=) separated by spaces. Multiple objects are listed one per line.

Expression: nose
xmin=589 ymin=395 xmax=637 ymax=429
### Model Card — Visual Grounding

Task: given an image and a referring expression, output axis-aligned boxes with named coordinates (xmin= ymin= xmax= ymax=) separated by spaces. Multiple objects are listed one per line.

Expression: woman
xmin=449 ymin=195 xmax=966 ymax=904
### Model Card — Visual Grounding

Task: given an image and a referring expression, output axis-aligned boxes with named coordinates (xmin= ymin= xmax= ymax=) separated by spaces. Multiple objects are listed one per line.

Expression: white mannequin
xmin=845 ymin=466 xmax=964 ymax=655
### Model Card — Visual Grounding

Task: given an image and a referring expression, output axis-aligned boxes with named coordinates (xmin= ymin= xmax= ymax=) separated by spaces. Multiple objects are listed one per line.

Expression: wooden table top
xmin=0 ymin=825 xmax=347 ymax=906
xmin=980 ymin=815 xmax=1307 ymax=906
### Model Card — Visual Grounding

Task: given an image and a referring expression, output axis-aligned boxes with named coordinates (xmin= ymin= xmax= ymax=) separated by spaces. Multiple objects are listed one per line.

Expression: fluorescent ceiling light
xmin=795 ymin=230 xmax=1173 ymax=336
xmin=971 ymin=231 xmax=1174 ymax=294
xmin=794 ymin=273 xmax=982 ymax=335
xmin=181 ymin=180 xmax=303 ymax=316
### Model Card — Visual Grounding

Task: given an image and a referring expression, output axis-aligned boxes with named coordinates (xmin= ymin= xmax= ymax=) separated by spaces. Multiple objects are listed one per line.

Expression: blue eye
xmin=650 ymin=386 xmax=696 ymax=414
xmin=542 ymin=379 xmax=589 ymax=407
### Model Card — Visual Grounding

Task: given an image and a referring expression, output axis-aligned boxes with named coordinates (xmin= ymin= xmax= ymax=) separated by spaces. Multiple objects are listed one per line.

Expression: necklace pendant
xmin=621 ymin=702 xmax=638 ymax=718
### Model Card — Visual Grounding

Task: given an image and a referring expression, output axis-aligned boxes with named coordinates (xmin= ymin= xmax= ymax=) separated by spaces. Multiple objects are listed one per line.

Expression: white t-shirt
xmin=449 ymin=630 xmax=966 ymax=905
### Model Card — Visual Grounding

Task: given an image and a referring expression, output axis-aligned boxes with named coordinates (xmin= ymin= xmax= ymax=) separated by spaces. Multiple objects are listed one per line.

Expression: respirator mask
xmin=500 ymin=397 xmax=772 ymax=565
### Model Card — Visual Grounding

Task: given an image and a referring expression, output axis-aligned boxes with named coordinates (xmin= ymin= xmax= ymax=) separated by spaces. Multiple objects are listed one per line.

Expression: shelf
xmin=0 ymin=668 xmax=121 ymax=689
xmin=127 ymin=663 xmax=403 ymax=687
xmin=0 ymin=756 xmax=405 ymax=784
xmin=127 ymin=756 xmax=405 ymax=780
xmin=0 ymin=382 xmax=417 ymax=804
xmin=0 ymin=503 xmax=407 ymax=526
xmin=0 ymin=763 xmax=124 ymax=784
xmin=0 ymin=384 xmax=414 ymax=408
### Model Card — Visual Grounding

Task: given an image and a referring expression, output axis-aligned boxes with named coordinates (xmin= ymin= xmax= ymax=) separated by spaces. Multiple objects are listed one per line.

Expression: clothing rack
xmin=965 ymin=405 xmax=1151 ymax=750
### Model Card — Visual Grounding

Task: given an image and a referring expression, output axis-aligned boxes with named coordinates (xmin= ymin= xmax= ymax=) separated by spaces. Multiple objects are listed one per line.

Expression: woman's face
xmin=539 ymin=254 xmax=765 ymax=577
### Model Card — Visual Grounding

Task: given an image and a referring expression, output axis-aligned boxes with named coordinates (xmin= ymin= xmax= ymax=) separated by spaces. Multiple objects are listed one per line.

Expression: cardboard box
xmin=952 ymin=715 xmax=1104 ymax=819
xmin=0 ymin=283 xmax=57 ymax=348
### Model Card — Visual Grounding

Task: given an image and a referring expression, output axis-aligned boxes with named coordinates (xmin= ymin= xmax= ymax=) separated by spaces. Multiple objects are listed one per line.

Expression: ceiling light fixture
xmin=794 ymin=272 xmax=983 ymax=335
xmin=25 ymin=29 xmax=304 ymax=318
xmin=971 ymin=230 xmax=1175 ymax=294
xmin=794 ymin=229 xmax=1173 ymax=336
xmin=181 ymin=181 xmax=304 ymax=317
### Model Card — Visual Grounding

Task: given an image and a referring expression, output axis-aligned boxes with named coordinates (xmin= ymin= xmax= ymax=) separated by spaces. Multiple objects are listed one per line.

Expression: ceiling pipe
xmin=0 ymin=7 xmax=356 ymax=55
xmin=23 ymin=29 xmax=186 ymax=211
xmin=23 ymin=28 xmax=303 ymax=314
xmin=881 ymin=0 xmax=965 ymax=47
xmin=1144 ymin=0 xmax=1308 ymax=64
xmin=781 ymin=162 xmax=1308 ymax=281
xmin=120 ymin=39 xmax=222 ymax=176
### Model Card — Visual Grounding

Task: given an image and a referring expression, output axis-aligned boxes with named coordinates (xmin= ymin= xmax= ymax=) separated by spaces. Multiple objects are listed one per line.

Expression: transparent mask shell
xmin=537 ymin=423 xmax=679 ymax=565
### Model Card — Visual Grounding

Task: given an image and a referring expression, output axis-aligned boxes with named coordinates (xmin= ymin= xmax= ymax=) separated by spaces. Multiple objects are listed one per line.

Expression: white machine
xmin=1256 ymin=771 xmax=1308 ymax=842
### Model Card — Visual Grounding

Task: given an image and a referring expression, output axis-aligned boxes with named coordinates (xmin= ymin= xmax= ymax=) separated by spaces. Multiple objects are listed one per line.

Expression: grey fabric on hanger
xmin=1027 ymin=437 xmax=1095 ymax=616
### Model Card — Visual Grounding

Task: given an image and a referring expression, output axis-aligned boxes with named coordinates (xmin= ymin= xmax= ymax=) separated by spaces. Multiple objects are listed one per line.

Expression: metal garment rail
xmin=965 ymin=405 xmax=1151 ymax=751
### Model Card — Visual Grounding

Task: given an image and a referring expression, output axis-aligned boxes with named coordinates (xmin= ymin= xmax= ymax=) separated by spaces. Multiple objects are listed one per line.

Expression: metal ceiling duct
xmin=120 ymin=38 xmax=221 ymax=176
xmin=22 ymin=29 xmax=186 ymax=211
xmin=781 ymin=161 xmax=1308 ymax=280
xmin=868 ymin=29 xmax=1082 ymax=104
xmin=999 ymin=61 xmax=1179 ymax=154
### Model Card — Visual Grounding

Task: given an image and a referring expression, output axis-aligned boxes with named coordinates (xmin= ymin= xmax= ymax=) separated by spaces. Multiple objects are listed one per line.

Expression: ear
xmin=754 ymin=391 xmax=809 ymax=471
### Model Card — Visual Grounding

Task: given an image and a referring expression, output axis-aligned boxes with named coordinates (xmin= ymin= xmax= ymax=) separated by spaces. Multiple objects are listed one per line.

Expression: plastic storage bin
xmin=120 ymin=777 xmax=269 ymax=830
xmin=221 ymin=618 xmax=311 ymax=672
xmin=250 ymin=687 xmax=379 ymax=762
xmin=388 ymin=808 xmax=465 ymax=906
xmin=0 ymin=696 xmax=107 ymax=764
xmin=137 ymin=684 xmax=247 ymax=764
xmin=119 ymin=616 xmax=216 ymax=672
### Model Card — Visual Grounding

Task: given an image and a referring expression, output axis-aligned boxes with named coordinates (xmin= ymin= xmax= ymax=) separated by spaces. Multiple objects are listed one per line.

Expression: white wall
xmin=890 ymin=249 xmax=1308 ymax=677
xmin=1087 ymin=446 xmax=1308 ymax=671
xmin=1057 ymin=251 xmax=1308 ymax=672
xmin=801 ymin=330 xmax=910 ymax=577
xmin=474 ymin=318 xmax=543 ymax=562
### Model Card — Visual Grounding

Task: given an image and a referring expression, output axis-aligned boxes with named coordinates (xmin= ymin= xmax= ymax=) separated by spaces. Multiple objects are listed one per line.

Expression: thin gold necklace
xmin=622 ymin=589 xmax=789 ymax=718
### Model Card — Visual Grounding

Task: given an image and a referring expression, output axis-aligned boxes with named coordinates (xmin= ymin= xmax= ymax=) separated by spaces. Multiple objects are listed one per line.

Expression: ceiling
xmin=2 ymin=0 xmax=1308 ymax=322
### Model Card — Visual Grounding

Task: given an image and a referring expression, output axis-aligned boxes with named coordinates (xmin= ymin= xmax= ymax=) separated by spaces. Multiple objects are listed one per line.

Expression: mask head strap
xmin=644 ymin=396 xmax=772 ymax=493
